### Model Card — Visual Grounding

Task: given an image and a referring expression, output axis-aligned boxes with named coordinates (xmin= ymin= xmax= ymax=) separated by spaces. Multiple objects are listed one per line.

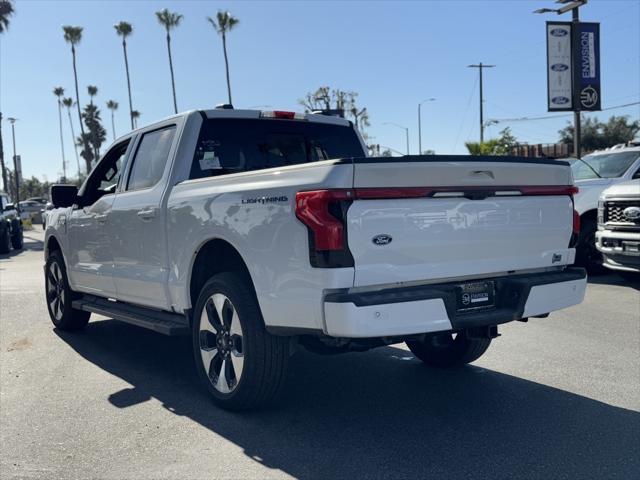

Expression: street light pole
xmin=383 ymin=122 xmax=410 ymax=155
xmin=468 ymin=63 xmax=495 ymax=143
xmin=418 ymin=98 xmax=436 ymax=155
xmin=7 ymin=117 xmax=19 ymax=210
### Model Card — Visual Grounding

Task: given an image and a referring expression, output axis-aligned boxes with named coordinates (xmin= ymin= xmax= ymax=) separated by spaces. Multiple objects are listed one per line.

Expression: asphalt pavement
xmin=1 ymin=229 xmax=639 ymax=479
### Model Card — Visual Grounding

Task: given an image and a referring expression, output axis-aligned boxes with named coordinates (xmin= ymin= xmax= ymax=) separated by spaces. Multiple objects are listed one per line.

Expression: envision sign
xmin=546 ymin=21 xmax=601 ymax=112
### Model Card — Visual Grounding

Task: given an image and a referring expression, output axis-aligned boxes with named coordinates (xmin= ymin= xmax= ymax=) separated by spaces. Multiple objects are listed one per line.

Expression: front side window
xmin=79 ymin=140 xmax=130 ymax=207
xmin=571 ymin=151 xmax=640 ymax=180
xmin=189 ymin=119 xmax=365 ymax=179
xmin=127 ymin=126 xmax=176 ymax=191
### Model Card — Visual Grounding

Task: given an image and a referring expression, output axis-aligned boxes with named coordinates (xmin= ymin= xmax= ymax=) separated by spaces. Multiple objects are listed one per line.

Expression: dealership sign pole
xmin=545 ymin=1 xmax=600 ymax=159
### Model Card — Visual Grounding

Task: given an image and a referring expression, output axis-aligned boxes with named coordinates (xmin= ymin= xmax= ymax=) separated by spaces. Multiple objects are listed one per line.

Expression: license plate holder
xmin=456 ymin=281 xmax=495 ymax=313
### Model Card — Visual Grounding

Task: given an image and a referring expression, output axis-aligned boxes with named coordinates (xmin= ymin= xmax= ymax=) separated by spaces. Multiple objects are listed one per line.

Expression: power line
xmin=489 ymin=101 xmax=640 ymax=124
xmin=452 ymin=74 xmax=479 ymax=151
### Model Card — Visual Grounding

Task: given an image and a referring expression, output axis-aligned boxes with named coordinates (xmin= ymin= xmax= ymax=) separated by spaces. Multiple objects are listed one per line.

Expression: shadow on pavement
xmin=587 ymin=271 xmax=640 ymax=290
xmin=56 ymin=320 xmax=640 ymax=479
xmin=0 ymin=231 xmax=44 ymax=259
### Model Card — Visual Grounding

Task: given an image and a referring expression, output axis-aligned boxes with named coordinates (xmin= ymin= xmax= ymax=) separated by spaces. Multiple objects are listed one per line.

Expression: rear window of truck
xmin=189 ymin=118 xmax=365 ymax=179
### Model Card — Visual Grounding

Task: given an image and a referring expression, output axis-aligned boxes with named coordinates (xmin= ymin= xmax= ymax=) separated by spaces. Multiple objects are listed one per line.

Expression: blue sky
xmin=1 ymin=0 xmax=639 ymax=181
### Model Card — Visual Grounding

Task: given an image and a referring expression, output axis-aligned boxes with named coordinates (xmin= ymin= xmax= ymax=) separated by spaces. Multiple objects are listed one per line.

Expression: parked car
xmin=44 ymin=108 xmax=586 ymax=410
xmin=571 ymin=146 xmax=640 ymax=271
xmin=596 ymin=180 xmax=640 ymax=276
xmin=41 ymin=202 xmax=54 ymax=230
xmin=0 ymin=192 xmax=24 ymax=254
xmin=19 ymin=200 xmax=45 ymax=224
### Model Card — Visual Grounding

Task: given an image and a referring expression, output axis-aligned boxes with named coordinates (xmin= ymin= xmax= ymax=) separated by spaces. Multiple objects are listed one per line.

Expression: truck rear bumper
xmin=323 ymin=268 xmax=587 ymax=338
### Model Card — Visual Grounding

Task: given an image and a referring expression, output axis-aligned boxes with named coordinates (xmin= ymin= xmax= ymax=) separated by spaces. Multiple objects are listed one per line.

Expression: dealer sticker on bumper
xmin=456 ymin=281 xmax=495 ymax=313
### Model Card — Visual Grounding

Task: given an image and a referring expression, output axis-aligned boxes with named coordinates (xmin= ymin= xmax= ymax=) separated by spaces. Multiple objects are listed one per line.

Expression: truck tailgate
xmin=347 ymin=158 xmax=576 ymax=287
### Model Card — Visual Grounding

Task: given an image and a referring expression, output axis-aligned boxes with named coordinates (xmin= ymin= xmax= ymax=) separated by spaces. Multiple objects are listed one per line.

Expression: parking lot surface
xmin=1 ymin=230 xmax=639 ymax=479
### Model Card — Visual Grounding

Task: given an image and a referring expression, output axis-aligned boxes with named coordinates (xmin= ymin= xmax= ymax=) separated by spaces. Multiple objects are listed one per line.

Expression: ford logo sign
xmin=372 ymin=234 xmax=393 ymax=246
xmin=550 ymin=28 xmax=568 ymax=37
xmin=552 ymin=96 xmax=570 ymax=105
xmin=623 ymin=206 xmax=640 ymax=222
xmin=551 ymin=63 xmax=569 ymax=72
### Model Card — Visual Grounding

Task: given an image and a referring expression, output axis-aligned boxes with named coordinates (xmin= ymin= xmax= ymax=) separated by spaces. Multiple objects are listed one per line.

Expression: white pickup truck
xmin=44 ymin=108 xmax=587 ymax=410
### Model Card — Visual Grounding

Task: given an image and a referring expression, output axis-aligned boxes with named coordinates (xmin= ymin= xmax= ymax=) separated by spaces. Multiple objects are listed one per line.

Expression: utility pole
xmin=418 ymin=98 xmax=436 ymax=155
xmin=7 ymin=117 xmax=20 ymax=210
xmin=468 ymin=62 xmax=495 ymax=143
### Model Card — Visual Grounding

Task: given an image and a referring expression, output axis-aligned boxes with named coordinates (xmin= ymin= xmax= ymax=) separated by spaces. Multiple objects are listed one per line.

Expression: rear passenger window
xmin=127 ymin=126 xmax=176 ymax=191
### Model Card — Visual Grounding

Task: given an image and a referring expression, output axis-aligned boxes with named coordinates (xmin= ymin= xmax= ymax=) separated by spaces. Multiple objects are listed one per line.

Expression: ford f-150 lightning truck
xmin=44 ymin=108 xmax=587 ymax=410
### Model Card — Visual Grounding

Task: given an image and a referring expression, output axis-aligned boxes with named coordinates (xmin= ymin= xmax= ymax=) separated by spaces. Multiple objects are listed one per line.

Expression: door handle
xmin=137 ymin=208 xmax=156 ymax=220
xmin=95 ymin=213 xmax=109 ymax=223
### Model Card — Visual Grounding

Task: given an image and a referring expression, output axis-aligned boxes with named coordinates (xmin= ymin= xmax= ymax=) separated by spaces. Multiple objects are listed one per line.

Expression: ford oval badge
xmin=623 ymin=206 xmax=640 ymax=222
xmin=372 ymin=234 xmax=393 ymax=246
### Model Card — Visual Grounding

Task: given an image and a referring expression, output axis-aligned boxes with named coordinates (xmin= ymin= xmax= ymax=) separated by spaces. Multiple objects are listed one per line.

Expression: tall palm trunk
xmin=122 ymin=39 xmax=134 ymax=130
xmin=111 ymin=110 xmax=116 ymax=141
xmin=66 ymin=108 xmax=81 ymax=176
xmin=71 ymin=45 xmax=91 ymax=174
xmin=0 ymin=112 xmax=7 ymax=192
xmin=165 ymin=33 xmax=178 ymax=114
xmin=57 ymin=101 xmax=67 ymax=181
xmin=222 ymin=32 xmax=232 ymax=105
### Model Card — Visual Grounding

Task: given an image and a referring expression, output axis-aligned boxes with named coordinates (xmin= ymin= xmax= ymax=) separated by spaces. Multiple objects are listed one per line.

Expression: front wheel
xmin=0 ymin=227 xmax=10 ymax=254
xmin=406 ymin=332 xmax=491 ymax=368
xmin=192 ymin=272 xmax=289 ymax=410
xmin=45 ymin=251 xmax=90 ymax=331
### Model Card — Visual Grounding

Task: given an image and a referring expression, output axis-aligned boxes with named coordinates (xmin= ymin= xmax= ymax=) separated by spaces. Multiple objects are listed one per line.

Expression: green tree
xmin=81 ymin=103 xmax=106 ymax=162
xmin=114 ymin=21 xmax=134 ymax=129
xmin=53 ymin=87 xmax=67 ymax=181
xmin=0 ymin=0 xmax=15 ymax=192
xmin=131 ymin=110 xmax=141 ymax=128
xmin=155 ymin=8 xmax=183 ymax=114
xmin=0 ymin=0 xmax=14 ymax=33
xmin=62 ymin=97 xmax=81 ymax=176
xmin=207 ymin=10 xmax=239 ymax=105
xmin=106 ymin=100 xmax=118 ymax=141
xmin=63 ymin=25 xmax=92 ymax=174
xmin=494 ymin=127 xmax=518 ymax=155
xmin=87 ymin=85 xmax=97 ymax=106
xmin=559 ymin=115 xmax=640 ymax=153
xmin=299 ymin=86 xmax=371 ymax=139
xmin=465 ymin=139 xmax=500 ymax=155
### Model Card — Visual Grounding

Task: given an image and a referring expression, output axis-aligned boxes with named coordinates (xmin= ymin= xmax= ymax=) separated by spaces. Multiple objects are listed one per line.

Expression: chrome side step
xmin=72 ymin=295 xmax=189 ymax=336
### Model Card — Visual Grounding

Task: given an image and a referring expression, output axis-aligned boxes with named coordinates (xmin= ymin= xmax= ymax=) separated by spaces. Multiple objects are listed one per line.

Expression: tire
xmin=0 ymin=226 xmax=10 ymax=254
xmin=45 ymin=251 xmax=90 ymax=331
xmin=575 ymin=217 xmax=604 ymax=274
xmin=11 ymin=230 xmax=23 ymax=250
xmin=406 ymin=332 xmax=491 ymax=368
xmin=192 ymin=272 xmax=289 ymax=411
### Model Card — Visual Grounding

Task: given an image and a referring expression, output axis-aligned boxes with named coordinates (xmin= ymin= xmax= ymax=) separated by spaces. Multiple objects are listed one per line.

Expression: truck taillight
xmin=295 ymin=190 xmax=354 ymax=268
xmin=573 ymin=209 xmax=580 ymax=235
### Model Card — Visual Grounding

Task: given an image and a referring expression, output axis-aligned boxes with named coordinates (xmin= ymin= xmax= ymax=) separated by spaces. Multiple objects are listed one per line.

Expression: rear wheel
xmin=192 ymin=272 xmax=289 ymax=410
xmin=406 ymin=332 xmax=491 ymax=368
xmin=45 ymin=251 xmax=90 ymax=331
xmin=11 ymin=227 xmax=23 ymax=250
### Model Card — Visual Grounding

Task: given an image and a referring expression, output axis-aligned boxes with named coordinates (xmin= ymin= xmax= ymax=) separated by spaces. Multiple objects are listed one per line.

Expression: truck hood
xmin=600 ymin=180 xmax=640 ymax=199
xmin=574 ymin=178 xmax=615 ymax=214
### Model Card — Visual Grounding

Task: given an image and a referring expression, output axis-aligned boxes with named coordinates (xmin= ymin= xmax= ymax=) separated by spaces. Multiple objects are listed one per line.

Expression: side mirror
xmin=50 ymin=184 xmax=78 ymax=208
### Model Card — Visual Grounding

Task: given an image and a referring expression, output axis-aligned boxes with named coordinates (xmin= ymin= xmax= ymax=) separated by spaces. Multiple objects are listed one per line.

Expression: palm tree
xmin=106 ymin=100 xmax=118 ymax=141
xmin=155 ymin=8 xmax=182 ymax=114
xmin=114 ymin=21 xmax=134 ymax=130
xmin=0 ymin=0 xmax=14 ymax=33
xmin=87 ymin=85 xmax=97 ymax=106
xmin=53 ymin=87 xmax=67 ymax=180
xmin=131 ymin=110 xmax=140 ymax=129
xmin=0 ymin=0 xmax=15 ymax=192
xmin=62 ymin=97 xmax=81 ymax=176
xmin=207 ymin=11 xmax=239 ymax=105
xmin=63 ymin=25 xmax=92 ymax=173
